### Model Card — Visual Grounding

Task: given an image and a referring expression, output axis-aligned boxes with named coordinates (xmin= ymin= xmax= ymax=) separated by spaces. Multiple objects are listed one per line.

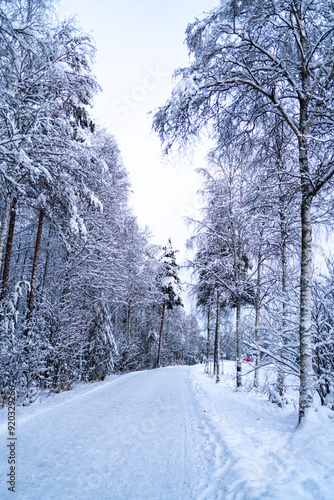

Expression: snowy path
xmin=0 ymin=367 xmax=226 ymax=500
xmin=1 ymin=364 xmax=334 ymax=499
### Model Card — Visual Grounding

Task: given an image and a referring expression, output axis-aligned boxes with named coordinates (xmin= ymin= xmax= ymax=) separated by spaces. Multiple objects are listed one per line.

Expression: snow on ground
xmin=0 ymin=363 xmax=333 ymax=499
xmin=192 ymin=362 xmax=334 ymax=499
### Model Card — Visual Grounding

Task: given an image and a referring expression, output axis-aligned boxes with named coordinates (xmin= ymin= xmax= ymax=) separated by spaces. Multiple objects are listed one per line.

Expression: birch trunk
xmin=254 ymin=254 xmax=262 ymax=388
xmin=236 ymin=297 xmax=242 ymax=387
xmin=156 ymin=301 xmax=166 ymax=368
xmin=214 ymin=293 xmax=220 ymax=383
xmin=0 ymin=197 xmax=17 ymax=301
xmin=277 ymin=210 xmax=288 ymax=396
xmin=297 ymin=16 xmax=314 ymax=421
xmin=299 ymin=193 xmax=313 ymax=421
xmin=0 ymin=198 xmax=10 ymax=272
xmin=27 ymin=209 xmax=44 ymax=313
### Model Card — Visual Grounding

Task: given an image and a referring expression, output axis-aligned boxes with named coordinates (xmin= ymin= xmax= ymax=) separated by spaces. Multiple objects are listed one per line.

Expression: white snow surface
xmin=0 ymin=363 xmax=334 ymax=499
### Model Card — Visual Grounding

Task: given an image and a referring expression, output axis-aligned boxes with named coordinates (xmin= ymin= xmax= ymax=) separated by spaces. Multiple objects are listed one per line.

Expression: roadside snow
xmin=0 ymin=363 xmax=333 ymax=499
xmin=192 ymin=362 xmax=334 ymax=499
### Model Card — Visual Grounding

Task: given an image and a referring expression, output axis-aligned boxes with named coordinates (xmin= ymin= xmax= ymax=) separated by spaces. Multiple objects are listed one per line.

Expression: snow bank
xmin=191 ymin=361 xmax=334 ymax=499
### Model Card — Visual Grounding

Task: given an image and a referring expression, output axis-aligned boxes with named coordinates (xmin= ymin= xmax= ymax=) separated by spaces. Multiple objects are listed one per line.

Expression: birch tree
xmin=244 ymin=118 xmax=300 ymax=394
xmin=153 ymin=0 xmax=334 ymax=422
xmin=189 ymin=148 xmax=253 ymax=387
xmin=312 ymin=259 xmax=334 ymax=408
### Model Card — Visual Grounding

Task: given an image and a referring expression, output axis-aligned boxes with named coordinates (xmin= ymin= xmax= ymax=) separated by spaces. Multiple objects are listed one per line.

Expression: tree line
xmin=0 ymin=0 xmax=204 ymax=404
xmin=153 ymin=0 xmax=334 ymax=423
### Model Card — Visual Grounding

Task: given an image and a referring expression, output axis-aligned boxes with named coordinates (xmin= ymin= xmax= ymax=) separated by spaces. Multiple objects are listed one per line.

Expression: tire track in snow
xmin=186 ymin=369 xmax=239 ymax=500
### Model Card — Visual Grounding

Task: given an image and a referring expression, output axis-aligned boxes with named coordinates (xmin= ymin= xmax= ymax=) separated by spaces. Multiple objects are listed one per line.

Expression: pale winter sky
xmin=57 ymin=0 xmax=218 ymax=261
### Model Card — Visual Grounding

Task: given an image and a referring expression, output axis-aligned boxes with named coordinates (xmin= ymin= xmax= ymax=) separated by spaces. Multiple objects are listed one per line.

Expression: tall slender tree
xmin=156 ymin=239 xmax=183 ymax=368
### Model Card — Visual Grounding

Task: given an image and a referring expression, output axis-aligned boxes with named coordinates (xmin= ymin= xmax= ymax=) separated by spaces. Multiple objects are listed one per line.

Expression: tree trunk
xmin=60 ymin=251 xmax=71 ymax=307
xmin=156 ymin=301 xmax=166 ymax=368
xmin=27 ymin=208 xmax=44 ymax=313
xmin=127 ymin=301 xmax=131 ymax=344
xmin=40 ymin=229 xmax=51 ymax=300
xmin=20 ymin=247 xmax=29 ymax=282
xmin=236 ymin=297 xmax=242 ymax=387
xmin=299 ymin=194 xmax=313 ymax=422
xmin=0 ymin=198 xmax=10 ymax=272
xmin=298 ymin=126 xmax=314 ymax=422
xmin=254 ymin=253 xmax=262 ymax=388
xmin=277 ymin=211 xmax=288 ymax=396
xmin=0 ymin=197 xmax=17 ymax=301
xmin=214 ymin=292 xmax=220 ymax=383
xmin=206 ymin=305 xmax=211 ymax=374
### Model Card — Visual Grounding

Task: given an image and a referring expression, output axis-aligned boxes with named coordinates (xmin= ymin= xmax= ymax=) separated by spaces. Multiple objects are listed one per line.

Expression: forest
xmin=0 ymin=0 xmax=204 ymax=405
xmin=153 ymin=0 xmax=334 ymax=423
xmin=1 ymin=0 xmax=334 ymax=428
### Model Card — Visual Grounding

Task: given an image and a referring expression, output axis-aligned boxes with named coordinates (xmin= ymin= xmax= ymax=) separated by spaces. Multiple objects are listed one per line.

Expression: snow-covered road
xmin=0 ymin=367 xmax=226 ymax=500
xmin=1 ymin=364 xmax=334 ymax=499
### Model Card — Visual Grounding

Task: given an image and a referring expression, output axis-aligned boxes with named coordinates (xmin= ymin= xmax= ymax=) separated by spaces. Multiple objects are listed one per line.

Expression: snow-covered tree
xmin=312 ymin=260 xmax=334 ymax=408
xmin=189 ymin=148 xmax=254 ymax=386
xmin=155 ymin=239 xmax=183 ymax=368
xmin=153 ymin=0 xmax=334 ymax=422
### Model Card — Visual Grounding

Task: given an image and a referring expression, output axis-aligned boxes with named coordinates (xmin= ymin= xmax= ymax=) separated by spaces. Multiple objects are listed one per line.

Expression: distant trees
xmin=312 ymin=259 xmax=334 ymax=408
xmin=189 ymin=147 xmax=254 ymax=386
xmin=154 ymin=0 xmax=334 ymax=422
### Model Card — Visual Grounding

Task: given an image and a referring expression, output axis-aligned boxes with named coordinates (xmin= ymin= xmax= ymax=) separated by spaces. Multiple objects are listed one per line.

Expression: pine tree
xmin=156 ymin=239 xmax=183 ymax=368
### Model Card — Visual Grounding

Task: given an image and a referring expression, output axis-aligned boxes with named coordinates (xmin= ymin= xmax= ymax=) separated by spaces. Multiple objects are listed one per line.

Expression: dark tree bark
xmin=40 ymin=229 xmax=51 ymax=300
xmin=0 ymin=197 xmax=10 ymax=272
xmin=156 ymin=301 xmax=166 ymax=368
xmin=27 ymin=208 xmax=44 ymax=313
xmin=0 ymin=197 xmax=17 ymax=301
xmin=206 ymin=305 xmax=211 ymax=374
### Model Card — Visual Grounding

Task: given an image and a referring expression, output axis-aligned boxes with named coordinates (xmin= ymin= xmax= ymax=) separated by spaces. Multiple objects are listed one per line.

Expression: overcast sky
xmin=57 ymin=0 xmax=218 ymax=261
